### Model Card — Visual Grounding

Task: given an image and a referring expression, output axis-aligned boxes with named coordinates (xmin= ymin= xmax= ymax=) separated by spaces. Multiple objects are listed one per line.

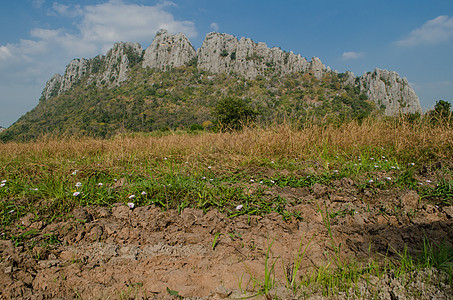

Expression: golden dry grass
xmin=1 ymin=118 xmax=452 ymax=165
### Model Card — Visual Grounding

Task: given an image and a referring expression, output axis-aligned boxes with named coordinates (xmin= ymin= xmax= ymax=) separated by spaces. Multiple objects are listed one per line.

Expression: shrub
xmin=214 ymin=97 xmax=258 ymax=130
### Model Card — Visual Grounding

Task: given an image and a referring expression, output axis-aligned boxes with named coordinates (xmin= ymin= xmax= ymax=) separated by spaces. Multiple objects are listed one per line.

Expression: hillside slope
xmin=1 ymin=30 xmax=422 ymax=141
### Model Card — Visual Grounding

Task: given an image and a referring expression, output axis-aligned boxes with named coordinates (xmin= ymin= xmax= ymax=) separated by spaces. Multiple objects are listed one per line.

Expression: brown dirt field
xmin=1 ymin=181 xmax=452 ymax=299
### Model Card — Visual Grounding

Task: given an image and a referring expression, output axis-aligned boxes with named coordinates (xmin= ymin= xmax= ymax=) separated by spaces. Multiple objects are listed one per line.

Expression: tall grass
xmin=1 ymin=117 xmax=452 ymax=229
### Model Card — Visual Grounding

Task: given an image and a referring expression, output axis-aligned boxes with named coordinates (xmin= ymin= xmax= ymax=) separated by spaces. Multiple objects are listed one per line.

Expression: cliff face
xmin=358 ymin=69 xmax=422 ymax=115
xmin=142 ymin=29 xmax=196 ymax=70
xmin=196 ymin=32 xmax=325 ymax=79
xmin=93 ymin=42 xmax=143 ymax=88
xmin=41 ymin=42 xmax=143 ymax=100
xmin=40 ymin=30 xmax=421 ymax=116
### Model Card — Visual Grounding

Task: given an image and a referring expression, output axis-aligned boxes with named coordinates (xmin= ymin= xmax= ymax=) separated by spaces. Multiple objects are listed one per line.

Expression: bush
xmin=189 ymin=123 xmax=204 ymax=131
xmin=214 ymin=97 xmax=258 ymax=130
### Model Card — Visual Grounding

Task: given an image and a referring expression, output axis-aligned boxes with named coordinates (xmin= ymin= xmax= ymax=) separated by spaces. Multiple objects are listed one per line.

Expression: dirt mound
xmin=1 ymin=186 xmax=452 ymax=299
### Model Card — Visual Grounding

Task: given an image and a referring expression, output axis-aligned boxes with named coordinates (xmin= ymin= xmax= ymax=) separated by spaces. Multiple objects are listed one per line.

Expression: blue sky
xmin=1 ymin=0 xmax=452 ymax=127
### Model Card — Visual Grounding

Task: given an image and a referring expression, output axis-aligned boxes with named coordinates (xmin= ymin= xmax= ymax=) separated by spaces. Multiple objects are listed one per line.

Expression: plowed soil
xmin=1 ymin=180 xmax=452 ymax=299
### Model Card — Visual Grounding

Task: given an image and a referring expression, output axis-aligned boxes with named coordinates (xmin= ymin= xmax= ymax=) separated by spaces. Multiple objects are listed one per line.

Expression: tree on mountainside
xmin=434 ymin=100 xmax=451 ymax=117
xmin=214 ymin=97 xmax=258 ymax=130
xmin=430 ymin=100 xmax=452 ymax=123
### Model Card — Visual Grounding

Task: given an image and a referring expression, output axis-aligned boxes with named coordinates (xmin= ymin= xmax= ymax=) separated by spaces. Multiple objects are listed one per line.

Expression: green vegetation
xmin=1 ymin=63 xmax=376 ymax=142
xmin=1 ymin=119 xmax=452 ymax=297
xmin=1 ymin=118 xmax=452 ymax=232
xmin=214 ymin=96 xmax=257 ymax=130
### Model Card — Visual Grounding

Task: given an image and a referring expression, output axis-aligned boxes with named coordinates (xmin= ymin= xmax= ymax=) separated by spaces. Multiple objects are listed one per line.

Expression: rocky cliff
xmin=142 ymin=29 xmax=196 ymax=70
xmin=41 ymin=42 xmax=143 ymax=100
xmin=40 ymin=30 xmax=421 ymax=116
xmin=359 ymin=69 xmax=422 ymax=115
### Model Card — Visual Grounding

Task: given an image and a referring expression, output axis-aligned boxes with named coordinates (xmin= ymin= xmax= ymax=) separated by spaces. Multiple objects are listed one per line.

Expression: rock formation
xmin=196 ymin=32 xmax=325 ymax=79
xmin=358 ymin=69 xmax=422 ymax=115
xmin=40 ymin=30 xmax=421 ymax=115
xmin=93 ymin=42 xmax=143 ymax=88
xmin=142 ymin=29 xmax=196 ymax=70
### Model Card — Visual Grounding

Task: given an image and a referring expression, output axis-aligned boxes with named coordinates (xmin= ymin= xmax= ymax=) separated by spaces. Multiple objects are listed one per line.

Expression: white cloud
xmin=32 ymin=0 xmax=45 ymax=9
xmin=0 ymin=46 xmax=13 ymax=60
xmin=341 ymin=51 xmax=363 ymax=60
xmin=397 ymin=15 xmax=453 ymax=46
xmin=50 ymin=2 xmax=83 ymax=17
xmin=210 ymin=22 xmax=219 ymax=31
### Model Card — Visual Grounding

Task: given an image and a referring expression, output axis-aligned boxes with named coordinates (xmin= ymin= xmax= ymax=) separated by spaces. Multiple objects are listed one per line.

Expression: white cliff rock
xmin=59 ymin=58 xmax=89 ymax=93
xmin=41 ymin=73 xmax=62 ymax=100
xmin=142 ymin=29 xmax=196 ymax=70
xmin=359 ymin=69 xmax=422 ymax=115
xmin=197 ymin=32 xmax=318 ymax=79
xmin=39 ymin=30 xmax=421 ymax=116
xmin=96 ymin=42 xmax=143 ymax=88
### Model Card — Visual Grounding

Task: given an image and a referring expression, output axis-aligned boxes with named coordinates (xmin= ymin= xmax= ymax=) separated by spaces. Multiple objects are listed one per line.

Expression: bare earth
xmin=1 ymin=180 xmax=452 ymax=299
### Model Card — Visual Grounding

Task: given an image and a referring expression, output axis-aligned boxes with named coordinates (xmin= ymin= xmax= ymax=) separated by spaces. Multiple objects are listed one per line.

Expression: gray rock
xmin=95 ymin=42 xmax=143 ymax=88
xmin=197 ymin=32 xmax=317 ymax=79
xmin=142 ymin=29 xmax=196 ymax=70
xmin=358 ymin=68 xmax=422 ymax=116
xmin=39 ymin=31 xmax=422 ymax=116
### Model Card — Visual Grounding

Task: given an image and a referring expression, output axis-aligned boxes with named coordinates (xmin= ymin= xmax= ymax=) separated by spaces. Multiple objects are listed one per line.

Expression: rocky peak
xmin=142 ymin=29 xmax=196 ymax=70
xmin=60 ymin=58 xmax=89 ymax=93
xmin=94 ymin=42 xmax=143 ymax=88
xmin=41 ymin=73 xmax=62 ymax=101
xmin=358 ymin=68 xmax=421 ymax=115
xmin=197 ymin=32 xmax=322 ymax=79
xmin=39 ymin=30 xmax=421 ymax=116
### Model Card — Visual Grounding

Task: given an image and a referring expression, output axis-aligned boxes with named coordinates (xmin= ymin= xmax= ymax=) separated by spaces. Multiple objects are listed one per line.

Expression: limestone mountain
xmin=1 ymin=29 xmax=422 ymax=141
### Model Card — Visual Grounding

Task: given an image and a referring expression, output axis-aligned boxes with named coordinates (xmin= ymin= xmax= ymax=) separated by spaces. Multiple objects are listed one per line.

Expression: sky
xmin=1 ymin=0 xmax=452 ymax=128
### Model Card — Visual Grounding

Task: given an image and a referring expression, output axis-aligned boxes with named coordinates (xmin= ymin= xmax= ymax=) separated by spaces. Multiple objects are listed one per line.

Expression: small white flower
xmin=73 ymin=191 xmax=80 ymax=196
xmin=236 ymin=205 xmax=243 ymax=210
xmin=208 ymin=166 xmax=211 ymax=169
xmin=270 ymin=180 xmax=275 ymax=184
xmin=129 ymin=194 xmax=135 ymax=199
xmin=271 ymin=161 xmax=274 ymax=164
xmin=333 ymin=170 xmax=339 ymax=173
xmin=9 ymin=210 xmax=15 ymax=214
xmin=164 ymin=157 xmax=167 ymax=160
xmin=385 ymin=177 xmax=391 ymax=181
xmin=250 ymin=179 xmax=255 ymax=182
xmin=370 ymin=158 xmax=374 ymax=160
xmin=127 ymin=202 xmax=135 ymax=209
xmin=31 ymin=188 xmax=38 ymax=191
xmin=98 ymin=183 xmax=103 ymax=187
xmin=410 ymin=163 xmax=415 ymax=166
xmin=209 ymin=178 xmax=213 ymax=181
xmin=71 ymin=170 xmax=78 ymax=175
xmin=418 ymin=182 xmax=423 ymax=186
xmin=426 ymin=180 xmax=433 ymax=183
xmin=75 ymin=182 xmax=82 ymax=188
xmin=141 ymin=191 xmax=147 ymax=195
xmin=0 ymin=183 xmax=5 ymax=188
xmin=202 ymin=176 xmax=206 ymax=180
xmin=260 ymin=181 xmax=263 ymax=184
xmin=374 ymin=165 xmax=379 ymax=168
xmin=368 ymin=179 xmax=374 ymax=183
xmin=185 ymin=161 xmax=189 ymax=164
xmin=1 ymin=180 xmax=6 ymax=183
